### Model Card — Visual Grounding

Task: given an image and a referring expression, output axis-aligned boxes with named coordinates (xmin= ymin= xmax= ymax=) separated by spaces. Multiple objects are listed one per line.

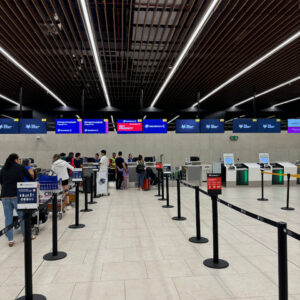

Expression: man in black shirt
xmin=115 ymin=151 xmax=126 ymax=189
xmin=74 ymin=153 xmax=83 ymax=168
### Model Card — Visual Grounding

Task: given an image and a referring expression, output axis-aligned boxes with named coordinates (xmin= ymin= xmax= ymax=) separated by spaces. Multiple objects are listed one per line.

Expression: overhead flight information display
xmin=176 ymin=119 xmax=200 ymax=133
xmin=19 ymin=119 xmax=47 ymax=134
xmin=82 ymin=119 xmax=108 ymax=134
xmin=257 ymin=119 xmax=281 ymax=133
xmin=0 ymin=119 xmax=19 ymax=134
xmin=55 ymin=119 xmax=82 ymax=134
xmin=117 ymin=119 xmax=142 ymax=134
xmin=288 ymin=119 xmax=300 ymax=133
xmin=143 ymin=119 xmax=167 ymax=134
xmin=233 ymin=119 xmax=257 ymax=133
xmin=201 ymin=119 xmax=224 ymax=133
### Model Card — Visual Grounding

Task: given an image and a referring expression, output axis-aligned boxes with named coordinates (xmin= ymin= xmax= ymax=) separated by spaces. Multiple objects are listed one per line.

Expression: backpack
xmin=136 ymin=163 xmax=145 ymax=174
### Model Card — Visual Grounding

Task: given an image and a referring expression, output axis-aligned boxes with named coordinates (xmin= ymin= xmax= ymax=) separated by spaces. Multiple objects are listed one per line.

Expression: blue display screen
xmin=19 ymin=119 xmax=47 ymax=134
xmin=225 ymin=157 xmax=233 ymax=165
xmin=55 ymin=119 xmax=82 ymax=134
xmin=201 ymin=119 xmax=224 ymax=133
xmin=257 ymin=119 xmax=281 ymax=133
xmin=82 ymin=119 xmax=108 ymax=134
xmin=288 ymin=119 xmax=300 ymax=133
xmin=176 ymin=119 xmax=200 ymax=133
xmin=233 ymin=119 xmax=257 ymax=133
xmin=260 ymin=156 xmax=269 ymax=164
xmin=0 ymin=119 xmax=19 ymax=134
xmin=143 ymin=119 xmax=167 ymax=133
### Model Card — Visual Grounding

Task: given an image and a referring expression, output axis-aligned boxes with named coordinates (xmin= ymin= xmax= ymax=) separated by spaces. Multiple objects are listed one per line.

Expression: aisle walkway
xmin=0 ymin=184 xmax=299 ymax=300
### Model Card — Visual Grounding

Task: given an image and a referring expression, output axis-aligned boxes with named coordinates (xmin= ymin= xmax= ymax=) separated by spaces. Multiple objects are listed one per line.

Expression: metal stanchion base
xmin=281 ymin=207 xmax=295 ymax=211
xmin=158 ymin=198 xmax=165 ymax=201
xmin=172 ymin=216 xmax=186 ymax=221
xmin=257 ymin=198 xmax=268 ymax=201
xmin=17 ymin=294 xmax=47 ymax=300
xmin=154 ymin=194 xmax=161 ymax=197
xmin=162 ymin=205 xmax=174 ymax=208
xmin=88 ymin=201 xmax=97 ymax=205
xmin=94 ymin=195 xmax=101 ymax=198
xmin=80 ymin=208 xmax=93 ymax=212
xmin=189 ymin=236 xmax=208 ymax=244
xmin=68 ymin=224 xmax=85 ymax=229
xmin=203 ymin=258 xmax=229 ymax=269
xmin=43 ymin=251 xmax=67 ymax=261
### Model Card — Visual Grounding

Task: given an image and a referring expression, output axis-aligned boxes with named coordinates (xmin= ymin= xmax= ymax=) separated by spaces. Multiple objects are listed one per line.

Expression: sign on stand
xmin=17 ymin=182 xmax=39 ymax=210
xmin=97 ymin=171 xmax=108 ymax=195
xmin=72 ymin=168 xmax=82 ymax=182
xmin=156 ymin=163 xmax=162 ymax=169
xmin=207 ymin=174 xmax=222 ymax=196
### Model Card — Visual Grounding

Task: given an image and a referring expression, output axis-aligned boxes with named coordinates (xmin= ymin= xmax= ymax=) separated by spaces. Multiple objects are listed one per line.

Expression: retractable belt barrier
xmin=262 ymin=171 xmax=300 ymax=179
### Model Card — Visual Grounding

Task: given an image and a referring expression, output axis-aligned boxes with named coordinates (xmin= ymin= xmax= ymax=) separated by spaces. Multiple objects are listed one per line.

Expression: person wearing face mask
xmin=0 ymin=153 xmax=35 ymax=247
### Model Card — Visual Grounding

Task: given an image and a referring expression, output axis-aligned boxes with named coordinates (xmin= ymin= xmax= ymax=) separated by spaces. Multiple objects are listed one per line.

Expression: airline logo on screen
xmin=0 ymin=124 xmax=12 ymax=129
xmin=238 ymin=124 xmax=251 ymax=129
xmin=181 ymin=124 xmax=195 ymax=129
xmin=144 ymin=124 xmax=165 ymax=129
xmin=206 ymin=124 xmax=219 ymax=129
xmin=25 ymin=124 xmax=41 ymax=129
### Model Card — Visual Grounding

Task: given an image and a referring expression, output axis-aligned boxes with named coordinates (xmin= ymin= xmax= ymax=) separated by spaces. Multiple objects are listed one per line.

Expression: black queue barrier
xmin=203 ymin=195 xmax=229 ymax=269
xmin=17 ymin=211 xmax=47 ymax=300
xmin=278 ymin=222 xmax=288 ymax=300
xmin=257 ymin=170 xmax=268 ymax=201
xmin=162 ymin=174 xmax=174 ymax=208
xmin=172 ymin=179 xmax=186 ymax=221
xmin=88 ymin=173 xmax=97 ymax=204
xmin=158 ymin=171 xmax=165 ymax=201
xmin=93 ymin=169 xmax=100 ymax=198
xmin=43 ymin=193 xmax=67 ymax=261
xmin=189 ymin=186 xmax=208 ymax=244
xmin=155 ymin=169 xmax=161 ymax=197
xmin=81 ymin=176 xmax=93 ymax=212
xmin=281 ymin=174 xmax=294 ymax=211
xmin=69 ymin=182 xmax=85 ymax=229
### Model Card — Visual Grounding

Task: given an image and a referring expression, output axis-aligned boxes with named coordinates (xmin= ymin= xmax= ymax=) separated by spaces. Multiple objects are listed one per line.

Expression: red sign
xmin=156 ymin=163 xmax=162 ymax=169
xmin=117 ymin=122 xmax=142 ymax=133
xmin=207 ymin=174 xmax=222 ymax=195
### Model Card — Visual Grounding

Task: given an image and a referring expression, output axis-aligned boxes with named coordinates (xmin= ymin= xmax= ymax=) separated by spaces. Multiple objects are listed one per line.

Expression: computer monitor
xmin=132 ymin=157 xmax=138 ymax=162
xmin=144 ymin=156 xmax=155 ymax=162
xmin=87 ymin=157 xmax=95 ymax=163
xmin=190 ymin=156 xmax=200 ymax=162
xmin=259 ymin=155 xmax=269 ymax=164
xmin=224 ymin=157 xmax=233 ymax=165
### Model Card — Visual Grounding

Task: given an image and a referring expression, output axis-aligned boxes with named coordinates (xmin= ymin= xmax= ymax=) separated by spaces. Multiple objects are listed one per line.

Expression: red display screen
xmin=117 ymin=120 xmax=142 ymax=134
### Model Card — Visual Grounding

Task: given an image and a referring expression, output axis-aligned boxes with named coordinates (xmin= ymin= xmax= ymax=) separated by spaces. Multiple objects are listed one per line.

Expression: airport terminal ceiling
xmin=0 ymin=0 xmax=299 ymax=121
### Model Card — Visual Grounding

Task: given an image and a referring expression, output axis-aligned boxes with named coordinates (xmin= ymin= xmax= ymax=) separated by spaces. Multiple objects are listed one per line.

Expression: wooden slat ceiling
xmin=0 ymin=0 xmax=299 ymax=114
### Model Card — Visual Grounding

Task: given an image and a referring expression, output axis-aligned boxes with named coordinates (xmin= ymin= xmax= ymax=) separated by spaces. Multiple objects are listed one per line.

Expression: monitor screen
xmin=190 ymin=156 xmax=200 ymax=162
xmin=288 ymin=119 xmax=300 ymax=133
xmin=224 ymin=157 xmax=233 ymax=165
xmin=56 ymin=119 xmax=82 ymax=134
xmin=117 ymin=119 xmax=142 ymax=134
xmin=257 ymin=119 xmax=281 ymax=133
xmin=233 ymin=119 xmax=257 ymax=133
xmin=176 ymin=119 xmax=200 ymax=133
xmin=19 ymin=119 xmax=47 ymax=134
xmin=200 ymin=119 xmax=224 ymax=133
xmin=144 ymin=157 xmax=155 ymax=162
xmin=0 ymin=119 xmax=19 ymax=134
xmin=143 ymin=119 xmax=167 ymax=133
xmin=260 ymin=156 xmax=269 ymax=164
xmin=82 ymin=119 xmax=108 ymax=134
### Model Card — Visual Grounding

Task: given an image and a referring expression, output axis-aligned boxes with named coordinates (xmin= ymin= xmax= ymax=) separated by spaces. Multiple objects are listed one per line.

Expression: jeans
xmin=1 ymin=197 xmax=24 ymax=241
xmin=116 ymin=170 xmax=123 ymax=189
xmin=137 ymin=173 xmax=145 ymax=188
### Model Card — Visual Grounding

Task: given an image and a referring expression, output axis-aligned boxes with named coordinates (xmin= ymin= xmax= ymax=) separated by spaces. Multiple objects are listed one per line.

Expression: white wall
xmin=0 ymin=131 xmax=299 ymax=169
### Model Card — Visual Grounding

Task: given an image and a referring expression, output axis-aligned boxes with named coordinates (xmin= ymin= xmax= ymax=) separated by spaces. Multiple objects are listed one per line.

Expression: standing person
xmin=121 ymin=163 xmax=129 ymax=189
xmin=51 ymin=154 xmax=74 ymax=209
xmin=74 ymin=153 xmax=83 ymax=168
xmin=136 ymin=155 xmax=145 ymax=190
xmin=115 ymin=152 xmax=126 ymax=189
xmin=22 ymin=159 xmax=35 ymax=181
xmin=0 ymin=153 xmax=35 ymax=247
xmin=99 ymin=150 xmax=109 ymax=172
xmin=94 ymin=153 xmax=100 ymax=163
xmin=60 ymin=153 xmax=66 ymax=160
xmin=109 ymin=152 xmax=116 ymax=181
xmin=127 ymin=153 xmax=133 ymax=162
xmin=65 ymin=152 xmax=74 ymax=164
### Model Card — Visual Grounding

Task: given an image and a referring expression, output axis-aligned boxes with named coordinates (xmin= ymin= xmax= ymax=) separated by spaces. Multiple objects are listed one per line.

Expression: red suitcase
xmin=142 ymin=178 xmax=150 ymax=191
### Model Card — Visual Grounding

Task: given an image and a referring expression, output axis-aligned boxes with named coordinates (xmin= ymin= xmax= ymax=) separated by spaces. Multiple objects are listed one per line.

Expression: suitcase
xmin=142 ymin=178 xmax=151 ymax=191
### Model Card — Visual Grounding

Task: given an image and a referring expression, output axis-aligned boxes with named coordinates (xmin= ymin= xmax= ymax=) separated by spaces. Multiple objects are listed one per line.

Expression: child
xmin=121 ymin=163 xmax=129 ymax=189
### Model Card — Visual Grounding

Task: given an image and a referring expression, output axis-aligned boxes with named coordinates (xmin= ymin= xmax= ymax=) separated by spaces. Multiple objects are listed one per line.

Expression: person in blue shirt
xmin=22 ymin=159 xmax=34 ymax=181
xmin=127 ymin=153 xmax=133 ymax=163
xmin=94 ymin=153 xmax=100 ymax=163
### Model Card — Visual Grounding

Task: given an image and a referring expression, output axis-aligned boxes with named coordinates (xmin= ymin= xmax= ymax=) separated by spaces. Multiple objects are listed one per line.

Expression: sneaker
xmin=8 ymin=241 xmax=14 ymax=247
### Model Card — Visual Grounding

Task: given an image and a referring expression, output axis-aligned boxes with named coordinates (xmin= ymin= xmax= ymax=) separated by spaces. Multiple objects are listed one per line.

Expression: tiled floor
xmin=0 ymin=182 xmax=299 ymax=300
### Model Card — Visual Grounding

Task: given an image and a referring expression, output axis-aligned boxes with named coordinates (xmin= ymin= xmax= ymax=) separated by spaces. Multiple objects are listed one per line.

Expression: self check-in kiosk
xmin=222 ymin=153 xmax=236 ymax=187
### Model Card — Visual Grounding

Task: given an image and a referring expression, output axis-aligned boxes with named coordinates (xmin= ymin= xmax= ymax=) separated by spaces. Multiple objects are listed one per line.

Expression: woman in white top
xmin=51 ymin=154 xmax=74 ymax=207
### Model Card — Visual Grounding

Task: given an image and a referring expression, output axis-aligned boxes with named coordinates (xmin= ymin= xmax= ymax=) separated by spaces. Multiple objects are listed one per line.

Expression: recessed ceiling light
xmin=272 ymin=96 xmax=300 ymax=108
xmin=79 ymin=0 xmax=111 ymax=107
xmin=191 ymin=31 xmax=300 ymax=107
xmin=234 ymin=76 xmax=300 ymax=107
xmin=150 ymin=0 xmax=220 ymax=107
xmin=0 ymin=46 xmax=66 ymax=106
xmin=0 ymin=94 xmax=19 ymax=105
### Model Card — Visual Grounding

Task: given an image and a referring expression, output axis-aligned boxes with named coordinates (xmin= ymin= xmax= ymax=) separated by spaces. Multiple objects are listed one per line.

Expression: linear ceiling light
xmin=79 ymin=0 xmax=111 ymax=107
xmin=0 ymin=46 xmax=66 ymax=106
xmin=234 ymin=76 xmax=300 ymax=107
xmin=150 ymin=0 xmax=220 ymax=107
xmin=111 ymin=115 xmax=116 ymax=131
xmin=168 ymin=115 xmax=180 ymax=124
xmin=225 ymin=114 xmax=246 ymax=123
xmin=191 ymin=31 xmax=300 ymax=107
xmin=272 ymin=96 xmax=300 ymax=108
xmin=0 ymin=93 xmax=19 ymax=105
xmin=1 ymin=114 xmax=14 ymax=119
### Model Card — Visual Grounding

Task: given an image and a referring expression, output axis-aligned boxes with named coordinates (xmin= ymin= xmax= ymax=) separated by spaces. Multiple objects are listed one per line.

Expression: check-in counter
xmin=276 ymin=161 xmax=297 ymax=186
xmin=243 ymin=163 xmax=260 ymax=186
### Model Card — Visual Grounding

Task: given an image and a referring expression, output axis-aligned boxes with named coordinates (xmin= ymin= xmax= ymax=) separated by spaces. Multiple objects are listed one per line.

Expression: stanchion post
xmin=44 ymin=194 xmax=67 ymax=261
xmin=158 ymin=171 xmax=165 ymax=201
xmin=281 ymin=173 xmax=294 ymax=211
xmin=203 ymin=195 xmax=229 ymax=269
xmin=155 ymin=169 xmax=161 ymax=197
xmin=89 ymin=173 xmax=97 ymax=204
xmin=93 ymin=170 xmax=99 ymax=198
xmin=172 ymin=179 xmax=186 ymax=221
xmin=278 ymin=222 xmax=288 ymax=300
xmin=257 ymin=170 xmax=268 ymax=201
xmin=162 ymin=174 xmax=174 ymax=208
xmin=81 ymin=176 xmax=92 ymax=212
xmin=189 ymin=187 xmax=208 ymax=244
xmin=16 ymin=211 xmax=46 ymax=300
xmin=69 ymin=182 xmax=85 ymax=229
